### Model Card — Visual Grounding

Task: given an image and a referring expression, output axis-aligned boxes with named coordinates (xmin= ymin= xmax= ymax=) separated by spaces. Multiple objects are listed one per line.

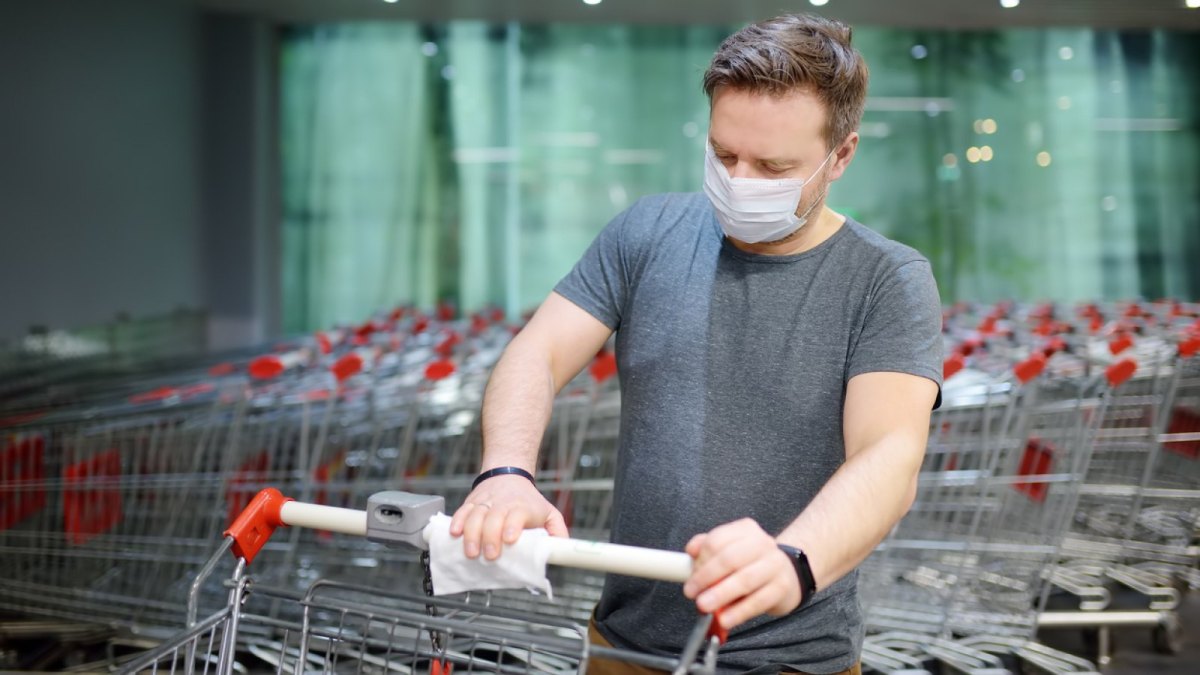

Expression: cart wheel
xmin=1152 ymin=616 xmax=1183 ymax=655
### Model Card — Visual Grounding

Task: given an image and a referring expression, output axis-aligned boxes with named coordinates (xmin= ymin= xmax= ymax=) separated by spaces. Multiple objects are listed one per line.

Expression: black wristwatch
xmin=777 ymin=544 xmax=817 ymax=608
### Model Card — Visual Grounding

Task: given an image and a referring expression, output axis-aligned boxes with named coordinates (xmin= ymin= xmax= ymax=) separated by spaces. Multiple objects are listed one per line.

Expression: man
xmin=449 ymin=13 xmax=942 ymax=675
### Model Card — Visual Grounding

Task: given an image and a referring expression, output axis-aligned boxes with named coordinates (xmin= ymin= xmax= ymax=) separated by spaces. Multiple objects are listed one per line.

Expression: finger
xmin=481 ymin=504 xmax=513 ymax=560
xmin=695 ymin=556 xmax=775 ymax=614
xmin=459 ymin=503 xmax=490 ymax=559
xmin=702 ymin=518 xmax=757 ymax=549
xmin=683 ymin=536 xmax=725 ymax=598
xmin=502 ymin=507 xmax=528 ymax=544
xmin=543 ymin=507 xmax=570 ymax=538
xmin=692 ymin=520 xmax=761 ymax=570
xmin=687 ymin=542 xmax=761 ymax=600
xmin=713 ymin=584 xmax=777 ymax=630
xmin=449 ymin=499 xmax=479 ymax=536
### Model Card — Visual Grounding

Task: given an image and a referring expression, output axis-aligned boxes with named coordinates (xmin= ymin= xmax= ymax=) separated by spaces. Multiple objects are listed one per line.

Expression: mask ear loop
xmin=794 ymin=185 xmax=828 ymax=224
xmin=804 ymin=148 xmax=837 ymax=184
xmin=792 ymin=149 xmax=837 ymax=224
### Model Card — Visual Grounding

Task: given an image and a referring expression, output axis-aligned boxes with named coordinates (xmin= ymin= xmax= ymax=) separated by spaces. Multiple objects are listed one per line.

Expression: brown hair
xmin=702 ymin=14 xmax=869 ymax=151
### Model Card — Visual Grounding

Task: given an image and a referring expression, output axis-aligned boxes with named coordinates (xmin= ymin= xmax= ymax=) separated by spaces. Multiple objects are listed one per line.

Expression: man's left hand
xmin=683 ymin=518 xmax=802 ymax=630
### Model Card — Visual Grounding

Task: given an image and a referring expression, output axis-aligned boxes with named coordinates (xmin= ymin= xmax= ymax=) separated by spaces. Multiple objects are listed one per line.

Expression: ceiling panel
xmin=192 ymin=0 xmax=1200 ymax=29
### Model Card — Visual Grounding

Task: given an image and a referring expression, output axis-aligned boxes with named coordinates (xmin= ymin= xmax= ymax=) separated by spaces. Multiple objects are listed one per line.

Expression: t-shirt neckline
xmin=716 ymin=216 xmax=853 ymax=264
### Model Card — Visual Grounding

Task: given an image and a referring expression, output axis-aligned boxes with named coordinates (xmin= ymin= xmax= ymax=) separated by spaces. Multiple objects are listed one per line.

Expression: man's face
xmin=707 ymin=87 xmax=849 ymax=213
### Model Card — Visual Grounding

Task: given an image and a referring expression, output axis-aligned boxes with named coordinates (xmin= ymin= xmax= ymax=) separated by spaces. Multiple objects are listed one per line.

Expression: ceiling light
xmin=1059 ymin=46 xmax=1074 ymax=60
xmin=1000 ymin=0 xmax=1020 ymax=7
xmin=810 ymin=0 xmax=831 ymax=6
xmin=1187 ymin=0 xmax=1200 ymax=9
xmin=583 ymin=0 xmax=602 ymax=5
xmin=1036 ymin=151 xmax=1052 ymax=167
xmin=982 ymin=119 xmax=998 ymax=134
xmin=966 ymin=147 xmax=982 ymax=163
xmin=980 ymin=146 xmax=994 ymax=162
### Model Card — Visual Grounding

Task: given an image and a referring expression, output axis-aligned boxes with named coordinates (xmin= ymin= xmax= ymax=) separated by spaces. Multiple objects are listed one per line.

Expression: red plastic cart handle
xmin=332 ymin=353 xmax=364 ymax=382
xmin=707 ymin=609 xmax=729 ymax=645
xmin=248 ymin=356 xmax=286 ymax=380
xmin=943 ymin=353 xmax=965 ymax=381
xmin=425 ymin=360 xmax=456 ymax=381
xmin=1108 ymin=334 xmax=1134 ymax=356
xmin=224 ymin=488 xmax=294 ymax=564
xmin=1105 ymin=358 xmax=1137 ymax=388
xmin=1179 ymin=335 xmax=1200 ymax=359
xmin=1014 ymin=352 xmax=1047 ymax=384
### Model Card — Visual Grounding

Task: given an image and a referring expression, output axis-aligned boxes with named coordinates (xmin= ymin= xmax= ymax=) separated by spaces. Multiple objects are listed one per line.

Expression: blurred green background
xmin=280 ymin=24 xmax=1200 ymax=332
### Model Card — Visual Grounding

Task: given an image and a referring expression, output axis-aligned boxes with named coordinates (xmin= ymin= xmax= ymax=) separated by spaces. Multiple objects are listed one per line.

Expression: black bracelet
xmin=777 ymin=544 xmax=818 ymax=609
xmin=472 ymin=466 xmax=535 ymax=491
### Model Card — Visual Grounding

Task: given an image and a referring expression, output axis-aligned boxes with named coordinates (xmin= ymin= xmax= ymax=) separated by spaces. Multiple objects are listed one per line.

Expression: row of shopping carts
xmin=1 ymin=299 xmax=1197 ymax=673
xmin=0 ymin=308 xmax=210 ymax=418
xmin=0 ymin=304 xmax=631 ymax=671
xmin=857 ymin=300 xmax=1200 ymax=673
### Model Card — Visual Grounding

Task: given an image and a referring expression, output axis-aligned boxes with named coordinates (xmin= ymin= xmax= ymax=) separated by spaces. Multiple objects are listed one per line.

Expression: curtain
xmin=443 ymin=23 xmax=726 ymax=315
xmin=280 ymin=23 xmax=1200 ymax=333
xmin=840 ymin=28 xmax=1200 ymax=304
xmin=280 ymin=24 xmax=443 ymax=332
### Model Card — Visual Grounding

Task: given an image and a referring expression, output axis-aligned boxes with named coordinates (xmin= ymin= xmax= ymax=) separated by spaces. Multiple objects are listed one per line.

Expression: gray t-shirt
xmin=554 ymin=192 xmax=942 ymax=674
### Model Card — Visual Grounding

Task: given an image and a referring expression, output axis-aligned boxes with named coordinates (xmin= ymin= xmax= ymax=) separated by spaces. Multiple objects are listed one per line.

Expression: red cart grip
xmin=943 ymin=353 xmax=965 ymax=381
xmin=1105 ymin=358 xmax=1137 ymax=388
xmin=1014 ymin=353 xmax=1047 ymax=384
xmin=1179 ymin=335 xmax=1200 ymax=359
xmin=1108 ymin=333 xmax=1134 ymax=356
xmin=248 ymin=355 xmax=286 ymax=380
xmin=425 ymin=360 xmax=456 ymax=381
xmin=708 ymin=609 xmax=729 ymax=645
xmin=224 ymin=488 xmax=293 ymax=564
xmin=332 ymin=353 xmax=364 ymax=382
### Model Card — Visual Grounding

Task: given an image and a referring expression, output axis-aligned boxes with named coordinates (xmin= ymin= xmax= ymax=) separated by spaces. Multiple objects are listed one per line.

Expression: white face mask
xmin=702 ymin=143 xmax=835 ymax=244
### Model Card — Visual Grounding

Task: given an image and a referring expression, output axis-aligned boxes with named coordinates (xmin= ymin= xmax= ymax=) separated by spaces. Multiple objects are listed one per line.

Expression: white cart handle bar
xmin=226 ymin=488 xmax=694 ymax=585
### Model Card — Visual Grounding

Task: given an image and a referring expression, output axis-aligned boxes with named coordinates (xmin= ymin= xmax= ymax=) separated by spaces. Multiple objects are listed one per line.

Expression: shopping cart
xmin=857 ymin=334 xmax=1136 ymax=674
xmin=0 ymin=307 xmax=523 ymax=630
xmin=1040 ymin=332 xmax=1200 ymax=663
xmin=118 ymin=487 xmax=725 ymax=674
xmin=0 ymin=389 xmax=251 ymax=628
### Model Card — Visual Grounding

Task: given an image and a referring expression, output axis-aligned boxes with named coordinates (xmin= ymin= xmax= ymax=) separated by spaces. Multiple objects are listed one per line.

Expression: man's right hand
xmin=448 ymin=474 xmax=569 ymax=560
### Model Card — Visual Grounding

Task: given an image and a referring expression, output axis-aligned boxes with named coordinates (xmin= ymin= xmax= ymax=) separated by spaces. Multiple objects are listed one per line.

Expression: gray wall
xmin=0 ymin=0 xmax=278 ymax=349
xmin=200 ymin=13 xmax=280 ymax=350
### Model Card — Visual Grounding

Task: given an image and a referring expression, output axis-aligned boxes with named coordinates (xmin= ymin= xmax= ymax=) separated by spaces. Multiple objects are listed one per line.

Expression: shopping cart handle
xmin=224 ymin=488 xmax=295 ymax=564
xmin=523 ymin=534 xmax=693 ymax=583
xmin=227 ymin=489 xmax=694 ymax=583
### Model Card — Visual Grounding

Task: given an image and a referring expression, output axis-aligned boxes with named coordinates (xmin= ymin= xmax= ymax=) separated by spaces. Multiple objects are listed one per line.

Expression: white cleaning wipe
xmin=424 ymin=513 xmax=554 ymax=599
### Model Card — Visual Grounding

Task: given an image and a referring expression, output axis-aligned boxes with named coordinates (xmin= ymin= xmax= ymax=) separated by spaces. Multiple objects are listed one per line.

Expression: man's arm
xmin=448 ymin=292 xmax=613 ymax=560
xmin=683 ymin=371 xmax=936 ymax=628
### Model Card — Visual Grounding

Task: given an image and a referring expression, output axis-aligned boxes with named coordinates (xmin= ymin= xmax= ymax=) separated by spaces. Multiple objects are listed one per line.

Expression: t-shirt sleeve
xmin=552 ymin=208 xmax=634 ymax=331
xmin=847 ymin=259 xmax=944 ymax=408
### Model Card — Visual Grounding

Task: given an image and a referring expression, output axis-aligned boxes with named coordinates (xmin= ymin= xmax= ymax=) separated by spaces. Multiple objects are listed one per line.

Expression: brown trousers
xmin=586 ymin=618 xmax=862 ymax=675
